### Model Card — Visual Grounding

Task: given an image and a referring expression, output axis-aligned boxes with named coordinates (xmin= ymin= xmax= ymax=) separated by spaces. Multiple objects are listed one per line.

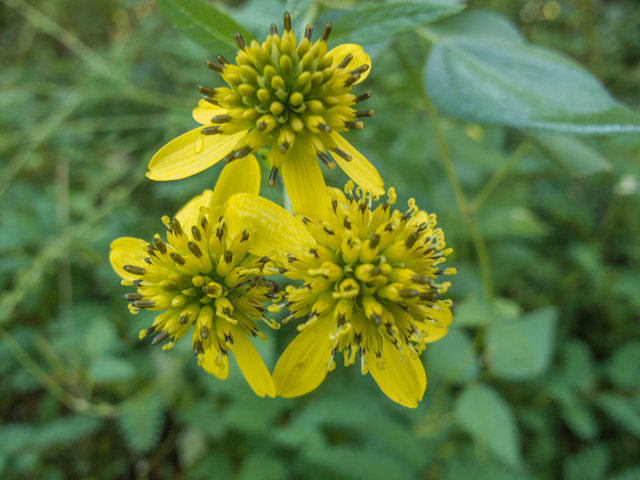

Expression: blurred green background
xmin=1 ymin=0 xmax=640 ymax=478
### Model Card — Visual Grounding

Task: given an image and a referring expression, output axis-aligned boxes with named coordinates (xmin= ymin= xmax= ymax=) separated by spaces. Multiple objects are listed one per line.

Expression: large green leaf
xmin=329 ymin=1 xmax=464 ymax=46
xmin=528 ymin=132 xmax=611 ymax=177
xmin=286 ymin=0 xmax=315 ymax=20
xmin=485 ymin=307 xmax=557 ymax=380
xmin=606 ymin=341 xmax=640 ymax=390
xmin=426 ymin=327 xmax=479 ymax=383
xmin=155 ymin=0 xmax=252 ymax=53
xmin=455 ymin=383 xmax=522 ymax=467
xmin=564 ymin=445 xmax=610 ymax=480
xmin=423 ymin=10 xmax=640 ymax=134
xmin=595 ymin=394 xmax=640 ymax=438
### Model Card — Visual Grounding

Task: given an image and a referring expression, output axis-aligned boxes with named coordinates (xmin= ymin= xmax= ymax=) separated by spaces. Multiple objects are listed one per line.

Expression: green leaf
xmin=118 ymin=393 xmax=165 ymax=452
xmin=454 ymin=297 xmax=521 ymax=327
xmin=424 ymin=10 xmax=640 ymax=134
xmin=286 ymin=0 xmax=315 ymax=20
xmin=155 ymin=0 xmax=252 ymax=53
xmin=564 ymin=445 xmax=610 ymax=480
xmin=595 ymin=393 xmax=640 ymax=438
xmin=426 ymin=327 xmax=479 ymax=383
xmin=528 ymin=132 xmax=611 ymax=177
xmin=486 ymin=307 xmax=557 ymax=380
xmin=559 ymin=394 xmax=599 ymax=441
xmin=477 ymin=207 xmax=550 ymax=239
xmin=455 ymin=383 xmax=522 ymax=467
xmin=423 ymin=9 xmax=523 ymax=44
xmin=329 ymin=2 xmax=464 ymax=46
xmin=89 ymin=356 xmax=136 ymax=384
xmin=606 ymin=341 xmax=640 ymax=390
xmin=560 ymin=340 xmax=595 ymax=392
xmin=608 ymin=466 xmax=640 ymax=480
xmin=238 ymin=454 xmax=288 ymax=480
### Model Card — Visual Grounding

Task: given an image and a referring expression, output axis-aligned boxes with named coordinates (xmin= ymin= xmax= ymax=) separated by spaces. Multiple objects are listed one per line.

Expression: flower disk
xmin=197 ymin=12 xmax=374 ymax=183
xmin=109 ymin=208 xmax=280 ymax=397
xmin=270 ymin=183 xmax=456 ymax=407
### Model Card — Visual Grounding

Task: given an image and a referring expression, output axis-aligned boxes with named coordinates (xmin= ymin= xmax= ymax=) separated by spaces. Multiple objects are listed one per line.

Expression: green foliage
xmin=1 ymin=0 xmax=639 ymax=478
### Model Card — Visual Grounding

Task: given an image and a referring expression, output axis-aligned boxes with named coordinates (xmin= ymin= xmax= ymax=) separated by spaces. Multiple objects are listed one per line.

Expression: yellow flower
xmin=147 ymin=12 xmax=383 ymax=220
xmin=109 ymin=158 xmax=280 ymax=397
xmin=226 ymin=182 xmax=456 ymax=407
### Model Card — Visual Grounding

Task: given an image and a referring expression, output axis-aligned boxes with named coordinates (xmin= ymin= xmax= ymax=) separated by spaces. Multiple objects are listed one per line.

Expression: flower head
xmin=226 ymin=182 xmax=456 ymax=407
xmin=109 ymin=158 xmax=279 ymax=397
xmin=147 ymin=12 xmax=383 ymax=220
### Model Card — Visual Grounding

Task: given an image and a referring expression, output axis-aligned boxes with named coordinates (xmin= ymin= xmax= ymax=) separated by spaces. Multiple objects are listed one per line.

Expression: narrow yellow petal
xmin=328 ymin=44 xmax=372 ymax=83
xmin=366 ymin=345 xmax=426 ymax=408
xmin=201 ymin=348 xmax=229 ymax=380
xmin=231 ymin=331 xmax=275 ymax=398
xmin=329 ymin=133 xmax=384 ymax=196
xmin=109 ymin=237 xmax=145 ymax=281
xmin=282 ymin=149 xmax=331 ymax=221
xmin=175 ymin=189 xmax=213 ymax=229
xmin=225 ymin=193 xmax=314 ymax=258
xmin=273 ymin=317 xmax=335 ymax=398
xmin=211 ymin=155 xmax=261 ymax=209
xmin=147 ymin=128 xmax=246 ymax=181
xmin=192 ymin=101 xmax=227 ymax=125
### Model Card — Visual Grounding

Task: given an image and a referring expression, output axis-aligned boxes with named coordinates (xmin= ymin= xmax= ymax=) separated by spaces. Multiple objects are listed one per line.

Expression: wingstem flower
xmin=109 ymin=158 xmax=281 ymax=397
xmin=225 ymin=182 xmax=456 ymax=407
xmin=147 ymin=12 xmax=383 ymax=220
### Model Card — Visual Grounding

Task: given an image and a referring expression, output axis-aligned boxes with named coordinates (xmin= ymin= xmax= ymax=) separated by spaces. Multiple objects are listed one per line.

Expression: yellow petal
xmin=282 ymin=148 xmax=331 ymax=221
xmin=192 ymin=100 xmax=227 ymax=125
xmin=329 ymin=133 xmax=384 ymax=196
xmin=231 ymin=330 xmax=275 ymax=398
xmin=201 ymin=348 xmax=229 ymax=380
xmin=225 ymin=193 xmax=314 ymax=258
xmin=175 ymin=189 xmax=213 ymax=229
xmin=366 ymin=345 xmax=426 ymax=408
xmin=147 ymin=128 xmax=246 ymax=181
xmin=273 ymin=317 xmax=335 ymax=398
xmin=211 ymin=155 xmax=261 ymax=209
xmin=109 ymin=237 xmax=146 ymax=281
xmin=328 ymin=44 xmax=372 ymax=83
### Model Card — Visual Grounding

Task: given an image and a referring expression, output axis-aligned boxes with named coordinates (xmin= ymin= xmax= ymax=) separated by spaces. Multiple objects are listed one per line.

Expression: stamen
xmin=338 ymin=53 xmax=353 ymax=69
xmin=133 ymin=300 xmax=156 ymax=309
xmin=193 ymin=339 xmax=202 ymax=356
xmin=211 ymin=114 xmax=232 ymax=124
xmin=268 ymin=166 xmax=279 ymax=187
xmin=354 ymin=91 xmax=372 ymax=103
xmin=123 ymin=293 xmax=142 ymax=301
xmin=197 ymin=85 xmax=217 ymax=96
xmin=270 ymin=24 xmax=277 ymax=35
xmin=144 ymin=258 xmax=153 ymax=265
xmin=179 ymin=314 xmax=190 ymax=325
xmin=344 ymin=74 xmax=361 ymax=88
xmin=235 ymin=31 xmax=246 ymax=51
xmin=317 ymin=123 xmax=332 ymax=133
xmin=123 ymin=265 xmax=145 ymax=276
xmin=370 ymin=313 xmax=382 ymax=326
xmin=279 ymin=142 xmax=290 ymax=153
xmin=256 ymin=121 xmax=267 ymax=131
xmin=171 ymin=217 xmax=183 ymax=235
xmin=355 ymin=110 xmax=374 ymax=118
xmin=405 ymin=231 xmax=420 ymax=249
xmin=201 ymin=126 xmax=221 ymax=135
xmin=205 ymin=61 xmax=225 ymax=73
xmin=419 ymin=292 xmax=439 ymax=302
xmin=216 ymin=54 xmax=229 ymax=65
xmin=304 ymin=24 xmax=313 ymax=41
xmin=283 ymin=12 xmax=292 ymax=32
xmin=350 ymin=64 xmax=369 ymax=76
xmin=153 ymin=238 xmax=167 ymax=254
xmin=241 ymin=230 xmax=250 ymax=242
xmin=200 ymin=326 xmax=209 ymax=339
xmin=334 ymin=147 xmax=352 ymax=162
xmin=320 ymin=22 xmax=332 ymax=42
xmin=398 ymin=289 xmax=418 ymax=298
xmin=170 ymin=252 xmax=186 ymax=265
xmin=202 ymin=95 xmax=219 ymax=106
xmin=344 ymin=121 xmax=363 ymax=130
xmin=188 ymin=241 xmax=203 ymax=258
xmin=151 ymin=331 xmax=169 ymax=345
xmin=369 ymin=234 xmax=380 ymax=249
xmin=191 ymin=226 xmax=202 ymax=242
xmin=318 ymin=152 xmax=336 ymax=169
xmin=233 ymin=145 xmax=252 ymax=159
xmin=224 ymin=251 xmax=234 ymax=264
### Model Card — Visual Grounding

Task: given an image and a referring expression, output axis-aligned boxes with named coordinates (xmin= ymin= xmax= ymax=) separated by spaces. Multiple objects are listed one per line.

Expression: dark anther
xmin=355 ymin=91 xmax=372 ymax=103
xmin=151 ymin=331 xmax=169 ymax=345
xmin=145 ymin=327 xmax=156 ymax=335
xmin=144 ymin=257 xmax=153 ymax=265
xmin=179 ymin=314 xmax=190 ymax=325
xmin=202 ymin=95 xmax=219 ymax=106
xmin=171 ymin=217 xmax=183 ymax=235
xmin=188 ymin=241 xmax=203 ymax=258
xmin=233 ymin=145 xmax=252 ymax=159
xmin=320 ymin=21 xmax=332 ymax=42
xmin=201 ymin=215 xmax=209 ymax=230
xmin=133 ymin=300 xmax=156 ymax=309
xmin=418 ymin=222 xmax=428 ymax=232
xmin=270 ymin=23 xmax=278 ymax=35
xmin=344 ymin=121 xmax=363 ymax=130
xmin=337 ymin=314 xmax=345 ymax=325
xmin=222 ymin=151 xmax=236 ymax=164
xmin=410 ymin=274 xmax=429 ymax=285
xmin=123 ymin=293 xmax=142 ymax=301
xmin=200 ymin=326 xmax=209 ymax=339
xmin=344 ymin=217 xmax=352 ymax=229
xmin=224 ymin=250 xmax=234 ymax=264
xmin=385 ymin=222 xmax=394 ymax=232
xmin=123 ymin=265 xmax=145 ymax=276
xmin=370 ymin=313 xmax=382 ymax=326
xmin=419 ymin=291 xmax=440 ymax=302
xmin=317 ymin=123 xmax=332 ymax=133
xmin=216 ymin=54 xmax=229 ymax=65
xmin=259 ymin=256 xmax=270 ymax=264
xmin=398 ymin=289 xmax=419 ymax=299
xmin=287 ymin=254 xmax=297 ymax=263
xmin=309 ymin=248 xmax=318 ymax=258
xmin=192 ymin=226 xmax=202 ymax=242
xmin=318 ymin=152 xmax=336 ymax=169
xmin=370 ymin=266 xmax=381 ymax=276
xmin=334 ymin=147 xmax=352 ymax=162
xmin=338 ymin=53 xmax=353 ymax=69
xmin=241 ymin=230 xmax=249 ymax=242
xmin=132 ymin=279 xmax=143 ymax=287
xmin=304 ymin=24 xmax=313 ymax=41
xmin=268 ymin=166 xmax=279 ymax=187
xmin=201 ymin=126 xmax=221 ymax=135
xmin=197 ymin=85 xmax=217 ymax=96
xmin=434 ymin=270 xmax=445 ymax=276
xmin=235 ymin=31 xmax=246 ymax=50
xmin=211 ymin=114 xmax=232 ymax=124
xmin=332 ymin=199 xmax=338 ymax=213
xmin=323 ymin=226 xmax=335 ymax=235
xmin=202 ymin=285 xmax=220 ymax=294
xmin=205 ymin=61 xmax=225 ymax=73
xmin=369 ymin=234 xmax=380 ymax=249
xmin=350 ymin=64 xmax=369 ymax=76
xmin=344 ymin=74 xmax=361 ymax=88
xmin=405 ymin=231 xmax=420 ymax=249
xmin=279 ymin=142 xmax=290 ymax=153
xmin=283 ymin=12 xmax=292 ymax=32
xmin=278 ymin=267 xmax=287 ymax=274
xmin=146 ymin=245 xmax=157 ymax=257
xmin=193 ymin=339 xmax=202 ymax=356
xmin=170 ymin=252 xmax=186 ymax=265
xmin=256 ymin=121 xmax=267 ymax=131
xmin=355 ymin=109 xmax=374 ymax=118
xmin=401 ymin=212 xmax=412 ymax=222
xmin=358 ymin=202 xmax=368 ymax=214
xmin=216 ymin=227 xmax=224 ymax=240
